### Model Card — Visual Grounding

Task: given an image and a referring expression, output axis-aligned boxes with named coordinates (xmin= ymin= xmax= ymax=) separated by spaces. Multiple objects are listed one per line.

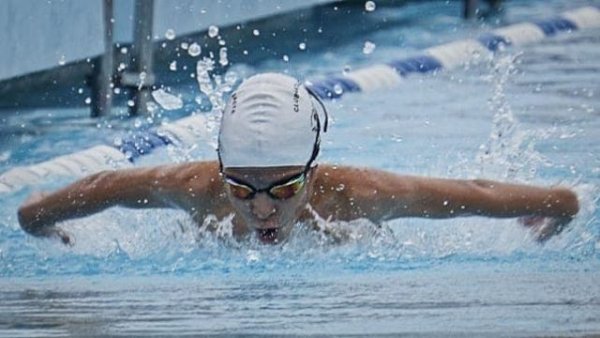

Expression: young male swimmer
xmin=18 ymin=73 xmax=579 ymax=245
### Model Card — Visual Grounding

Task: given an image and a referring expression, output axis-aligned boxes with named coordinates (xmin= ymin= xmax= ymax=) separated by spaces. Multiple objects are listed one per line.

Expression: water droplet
xmin=443 ymin=200 xmax=449 ymax=206
xmin=335 ymin=183 xmax=345 ymax=191
xmin=120 ymin=47 xmax=128 ymax=54
xmin=219 ymin=47 xmax=228 ymax=66
xmin=343 ymin=65 xmax=352 ymax=74
xmin=127 ymin=100 xmax=135 ymax=107
xmin=298 ymin=42 xmax=306 ymax=50
xmin=282 ymin=54 xmax=289 ymax=62
xmin=58 ymin=55 xmax=66 ymax=66
xmin=165 ymin=29 xmax=176 ymax=40
xmin=113 ymin=87 xmax=121 ymax=94
xmin=225 ymin=71 xmax=238 ymax=84
xmin=169 ymin=61 xmax=177 ymax=71
xmin=84 ymin=97 xmax=91 ymax=104
xmin=363 ymin=41 xmax=376 ymax=54
xmin=253 ymin=29 xmax=260 ymax=36
xmin=208 ymin=25 xmax=219 ymax=38
xmin=333 ymin=84 xmax=343 ymax=95
xmin=180 ymin=42 xmax=189 ymax=50
xmin=365 ymin=1 xmax=376 ymax=11
xmin=188 ymin=43 xmax=201 ymax=57
xmin=77 ymin=88 xmax=83 ymax=94
xmin=391 ymin=134 xmax=403 ymax=142
xmin=146 ymin=102 xmax=157 ymax=113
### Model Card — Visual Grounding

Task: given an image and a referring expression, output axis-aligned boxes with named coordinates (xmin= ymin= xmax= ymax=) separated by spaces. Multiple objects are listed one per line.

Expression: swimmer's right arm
xmin=17 ymin=161 xmax=219 ymax=241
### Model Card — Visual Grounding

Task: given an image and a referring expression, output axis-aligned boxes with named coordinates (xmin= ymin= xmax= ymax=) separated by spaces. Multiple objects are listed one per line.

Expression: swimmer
xmin=18 ymin=73 xmax=579 ymax=245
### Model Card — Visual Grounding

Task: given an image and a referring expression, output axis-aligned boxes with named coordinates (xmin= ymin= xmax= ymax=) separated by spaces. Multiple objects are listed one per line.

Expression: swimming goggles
xmin=224 ymin=172 xmax=306 ymax=200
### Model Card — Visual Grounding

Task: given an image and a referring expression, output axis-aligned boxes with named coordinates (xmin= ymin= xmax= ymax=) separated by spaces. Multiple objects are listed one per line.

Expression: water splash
xmin=194 ymin=57 xmax=238 ymax=148
xmin=475 ymin=53 xmax=551 ymax=181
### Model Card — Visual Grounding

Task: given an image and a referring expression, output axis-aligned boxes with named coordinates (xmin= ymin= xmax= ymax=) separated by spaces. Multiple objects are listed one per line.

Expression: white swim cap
xmin=218 ymin=73 xmax=326 ymax=168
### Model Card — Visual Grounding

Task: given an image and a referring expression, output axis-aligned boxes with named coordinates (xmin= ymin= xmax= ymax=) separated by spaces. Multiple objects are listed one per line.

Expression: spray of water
xmin=475 ymin=53 xmax=551 ymax=181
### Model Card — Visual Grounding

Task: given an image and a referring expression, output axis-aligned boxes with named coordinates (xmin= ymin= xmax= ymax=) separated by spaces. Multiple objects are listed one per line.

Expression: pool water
xmin=1 ymin=0 xmax=599 ymax=336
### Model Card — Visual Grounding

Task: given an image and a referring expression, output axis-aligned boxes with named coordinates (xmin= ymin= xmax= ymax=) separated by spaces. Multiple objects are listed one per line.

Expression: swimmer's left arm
xmin=396 ymin=177 xmax=579 ymax=220
xmin=328 ymin=166 xmax=578 ymax=223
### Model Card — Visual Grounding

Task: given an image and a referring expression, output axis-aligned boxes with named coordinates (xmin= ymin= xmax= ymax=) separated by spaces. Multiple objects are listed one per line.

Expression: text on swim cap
xmin=293 ymin=82 xmax=300 ymax=113
xmin=229 ymin=93 xmax=237 ymax=114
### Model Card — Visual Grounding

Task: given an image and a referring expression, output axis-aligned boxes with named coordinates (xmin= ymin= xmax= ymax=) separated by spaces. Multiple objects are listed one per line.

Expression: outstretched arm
xmin=17 ymin=161 xmax=219 ymax=242
xmin=384 ymin=177 xmax=578 ymax=220
xmin=401 ymin=177 xmax=579 ymax=242
xmin=318 ymin=166 xmax=579 ymax=240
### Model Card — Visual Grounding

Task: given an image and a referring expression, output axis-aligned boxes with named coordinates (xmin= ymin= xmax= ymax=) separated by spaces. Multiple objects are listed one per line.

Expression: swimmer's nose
xmin=250 ymin=193 xmax=277 ymax=220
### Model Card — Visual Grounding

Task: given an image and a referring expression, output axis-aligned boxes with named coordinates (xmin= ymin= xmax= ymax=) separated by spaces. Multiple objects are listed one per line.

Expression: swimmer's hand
xmin=18 ymin=191 xmax=74 ymax=246
xmin=519 ymin=215 xmax=573 ymax=243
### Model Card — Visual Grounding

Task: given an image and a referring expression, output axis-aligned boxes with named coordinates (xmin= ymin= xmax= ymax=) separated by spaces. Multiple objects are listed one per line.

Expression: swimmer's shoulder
xmin=142 ymin=160 xmax=226 ymax=210
xmin=312 ymin=164 xmax=389 ymax=219
xmin=314 ymin=164 xmax=394 ymax=186
xmin=156 ymin=160 xmax=221 ymax=189
xmin=313 ymin=164 xmax=414 ymax=202
xmin=312 ymin=164 xmax=416 ymax=222
xmin=128 ymin=160 xmax=221 ymax=195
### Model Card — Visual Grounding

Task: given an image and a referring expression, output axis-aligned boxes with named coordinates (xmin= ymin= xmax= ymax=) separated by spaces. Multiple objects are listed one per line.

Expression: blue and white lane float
xmin=308 ymin=6 xmax=600 ymax=98
xmin=1 ymin=6 xmax=599 ymax=195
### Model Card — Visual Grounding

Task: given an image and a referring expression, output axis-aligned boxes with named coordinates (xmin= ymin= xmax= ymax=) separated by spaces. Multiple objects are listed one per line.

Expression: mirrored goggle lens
xmin=225 ymin=179 xmax=254 ymax=199
xmin=269 ymin=174 xmax=305 ymax=200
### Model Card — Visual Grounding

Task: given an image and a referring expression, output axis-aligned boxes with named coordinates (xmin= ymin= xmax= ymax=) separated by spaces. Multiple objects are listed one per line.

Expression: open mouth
xmin=256 ymin=228 xmax=279 ymax=244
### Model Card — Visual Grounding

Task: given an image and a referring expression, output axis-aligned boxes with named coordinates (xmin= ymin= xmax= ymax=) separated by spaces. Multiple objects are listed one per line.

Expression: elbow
xmin=17 ymin=191 xmax=50 ymax=235
xmin=17 ymin=206 xmax=29 ymax=232
xmin=17 ymin=204 xmax=42 ymax=235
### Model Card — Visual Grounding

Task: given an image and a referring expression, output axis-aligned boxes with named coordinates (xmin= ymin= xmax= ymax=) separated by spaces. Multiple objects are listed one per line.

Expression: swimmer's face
xmin=222 ymin=165 xmax=312 ymax=244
